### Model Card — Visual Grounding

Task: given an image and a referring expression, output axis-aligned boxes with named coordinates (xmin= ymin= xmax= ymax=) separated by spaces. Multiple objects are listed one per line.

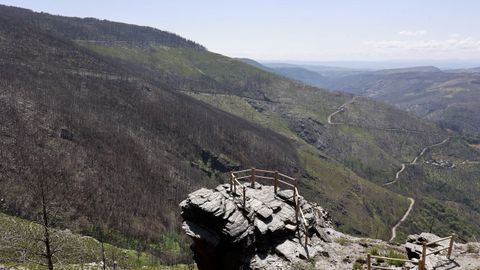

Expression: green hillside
xmin=1 ymin=4 xmax=479 ymax=266
xmin=301 ymin=67 xmax=480 ymax=136
xmin=0 ymin=213 xmax=195 ymax=269
xmin=77 ymin=37 xmax=480 ymax=242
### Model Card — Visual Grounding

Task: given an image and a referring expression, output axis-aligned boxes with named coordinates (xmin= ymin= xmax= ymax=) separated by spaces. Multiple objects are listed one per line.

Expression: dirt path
xmin=327 ymin=96 xmax=358 ymax=124
xmin=384 ymin=137 xmax=449 ymax=241
xmin=327 ymin=97 xmax=436 ymax=134
xmin=382 ymin=137 xmax=450 ymax=187
xmin=461 ymin=160 xmax=480 ymax=165
xmin=327 ymin=98 xmax=452 ymax=242
xmin=390 ymin=197 xmax=415 ymax=242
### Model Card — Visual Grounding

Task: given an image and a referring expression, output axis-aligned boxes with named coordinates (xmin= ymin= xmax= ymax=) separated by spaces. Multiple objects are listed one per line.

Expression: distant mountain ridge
xmin=0 ymin=4 xmax=205 ymax=50
xmin=372 ymin=66 xmax=441 ymax=75
xmin=0 ymin=4 xmax=479 ymax=265
xmin=256 ymin=61 xmax=480 ymax=135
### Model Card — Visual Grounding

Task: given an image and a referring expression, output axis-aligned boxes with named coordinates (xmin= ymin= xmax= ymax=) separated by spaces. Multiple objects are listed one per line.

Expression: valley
xmin=0 ymin=4 xmax=479 ymax=269
xmin=266 ymin=62 xmax=480 ymax=137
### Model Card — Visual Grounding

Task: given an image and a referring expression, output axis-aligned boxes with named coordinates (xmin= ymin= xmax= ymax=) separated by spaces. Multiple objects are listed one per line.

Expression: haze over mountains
xmin=0 ymin=4 xmax=479 ymax=267
xmin=259 ymin=61 xmax=480 ymax=136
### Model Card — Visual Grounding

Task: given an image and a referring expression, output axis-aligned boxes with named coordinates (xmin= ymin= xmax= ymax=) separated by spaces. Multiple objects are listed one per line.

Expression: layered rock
xmin=180 ymin=183 xmax=331 ymax=269
xmin=180 ymin=183 xmax=480 ymax=270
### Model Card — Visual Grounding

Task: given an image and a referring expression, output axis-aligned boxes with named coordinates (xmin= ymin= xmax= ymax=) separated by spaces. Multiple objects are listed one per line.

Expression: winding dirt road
xmin=383 ymin=137 xmax=450 ymax=186
xmin=327 ymin=96 xmax=358 ymax=124
xmin=327 ymin=96 xmax=451 ymax=242
xmin=383 ymin=137 xmax=449 ymax=241
xmin=390 ymin=197 xmax=415 ymax=242
xmin=461 ymin=160 xmax=480 ymax=165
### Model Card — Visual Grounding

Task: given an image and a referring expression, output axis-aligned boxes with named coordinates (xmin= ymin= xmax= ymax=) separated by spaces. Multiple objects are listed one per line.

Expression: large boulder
xmin=180 ymin=183 xmax=332 ymax=270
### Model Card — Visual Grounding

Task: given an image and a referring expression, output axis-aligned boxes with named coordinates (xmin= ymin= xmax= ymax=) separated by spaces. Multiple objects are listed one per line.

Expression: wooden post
xmin=251 ymin=167 xmax=256 ymax=188
xmin=294 ymin=188 xmax=298 ymax=223
xmin=234 ymin=178 xmax=237 ymax=195
xmin=294 ymin=177 xmax=298 ymax=221
xmin=274 ymin=171 xmax=279 ymax=194
xmin=243 ymin=186 xmax=246 ymax=207
xmin=421 ymin=242 xmax=427 ymax=270
xmin=230 ymin=173 xmax=234 ymax=193
xmin=367 ymin=254 xmax=371 ymax=270
xmin=447 ymin=234 xmax=456 ymax=259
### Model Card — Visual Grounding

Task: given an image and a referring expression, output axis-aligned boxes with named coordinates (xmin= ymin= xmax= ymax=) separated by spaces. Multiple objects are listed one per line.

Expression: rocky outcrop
xmin=180 ymin=183 xmax=331 ymax=270
xmin=180 ymin=184 xmax=480 ymax=270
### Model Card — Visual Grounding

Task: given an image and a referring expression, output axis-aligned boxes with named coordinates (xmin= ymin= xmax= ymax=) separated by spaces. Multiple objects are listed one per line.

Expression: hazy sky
xmin=2 ymin=0 xmax=480 ymax=62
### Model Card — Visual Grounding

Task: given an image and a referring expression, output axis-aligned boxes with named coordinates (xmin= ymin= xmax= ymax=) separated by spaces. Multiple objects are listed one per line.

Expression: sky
xmin=2 ymin=0 xmax=480 ymax=63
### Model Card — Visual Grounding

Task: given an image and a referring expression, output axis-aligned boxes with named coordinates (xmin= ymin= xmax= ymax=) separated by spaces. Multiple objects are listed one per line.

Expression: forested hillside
xmin=1 ymin=4 xmax=479 ymax=266
xmin=0 ymin=7 xmax=300 ymax=261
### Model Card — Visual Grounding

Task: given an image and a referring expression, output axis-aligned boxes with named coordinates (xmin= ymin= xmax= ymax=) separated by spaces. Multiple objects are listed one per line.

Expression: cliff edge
xmin=180 ymin=183 xmax=480 ymax=270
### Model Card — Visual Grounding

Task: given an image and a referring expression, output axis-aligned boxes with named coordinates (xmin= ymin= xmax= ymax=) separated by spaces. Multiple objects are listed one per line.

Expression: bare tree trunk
xmin=101 ymin=242 xmax=106 ymax=270
xmin=41 ymin=186 xmax=54 ymax=270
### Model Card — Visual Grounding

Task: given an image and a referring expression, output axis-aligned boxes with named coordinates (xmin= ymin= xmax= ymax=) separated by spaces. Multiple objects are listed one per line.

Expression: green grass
xmin=185 ymin=92 xmax=299 ymax=141
xmin=298 ymin=143 xmax=410 ymax=240
xmin=386 ymin=249 xmax=407 ymax=267
xmin=78 ymin=42 xmax=278 ymax=88
xmin=368 ymin=246 xmax=380 ymax=256
xmin=334 ymin=236 xmax=352 ymax=246
xmin=352 ymin=261 xmax=363 ymax=270
xmin=0 ymin=213 xmax=194 ymax=269
xmin=367 ymin=246 xmax=407 ymax=267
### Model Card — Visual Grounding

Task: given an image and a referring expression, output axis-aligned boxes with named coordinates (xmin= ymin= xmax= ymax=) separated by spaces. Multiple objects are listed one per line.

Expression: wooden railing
xmin=367 ymin=254 xmax=422 ymax=270
xmin=419 ymin=234 xmax=456 ymax=270
xmin=367 ymin=234 xmax=456 ymax=270
xmin=229 ymin=168 xmax=309 ymax=246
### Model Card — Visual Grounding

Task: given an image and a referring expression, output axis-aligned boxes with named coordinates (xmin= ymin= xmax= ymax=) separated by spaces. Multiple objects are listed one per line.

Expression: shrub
xmin=466 ymin=244 xmax=479 ymax=253
xmin=335 ymin=237 xmax=351 ymax=246
xmin=352 ymin=261 xmax=362 ymax=270
xmin=368 ymin=246 xmax=380 ymax=256
xmin=386 ymin=249 xmax=407 ymax=267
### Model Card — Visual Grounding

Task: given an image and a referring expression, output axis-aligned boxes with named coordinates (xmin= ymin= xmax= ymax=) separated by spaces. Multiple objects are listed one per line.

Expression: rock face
xmin=180 ymin=183 xmax=332 ymax=270
xmin=181 ymin=183 xmax=480 ymax=270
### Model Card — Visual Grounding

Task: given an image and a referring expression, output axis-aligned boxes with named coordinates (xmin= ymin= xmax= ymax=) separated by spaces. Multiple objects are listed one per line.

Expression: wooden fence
xmin=419 ymin=234 xmax=456 ymax=270
xmin=229 ymin=168 xmax=309 ymax=246
xmin=367 ymin=254 xmax=421 ymax=270
xmin=367 ymin=234 xmax=456 ymax=270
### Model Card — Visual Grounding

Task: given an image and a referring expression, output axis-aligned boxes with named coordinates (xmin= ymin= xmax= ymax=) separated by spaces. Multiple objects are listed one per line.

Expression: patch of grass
xmin=185 ymin=92 xmax=299 ymax=140
xmin=386 ymin=249 xmax=407 ymax=267
xmin=292 ymin=261 xmax=316 ymax=270
xmin=335 ymin=236 xmax=351 ymax=246
xmin=467 ymin=244 xmax=479 ymax=254
xmin=0 ymin=212 xmax=186 ymax=269
xmin=352 ymin=261 xmax=363 ymax=270
xmin=368 ymin=246 xmax=380 ymax=256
